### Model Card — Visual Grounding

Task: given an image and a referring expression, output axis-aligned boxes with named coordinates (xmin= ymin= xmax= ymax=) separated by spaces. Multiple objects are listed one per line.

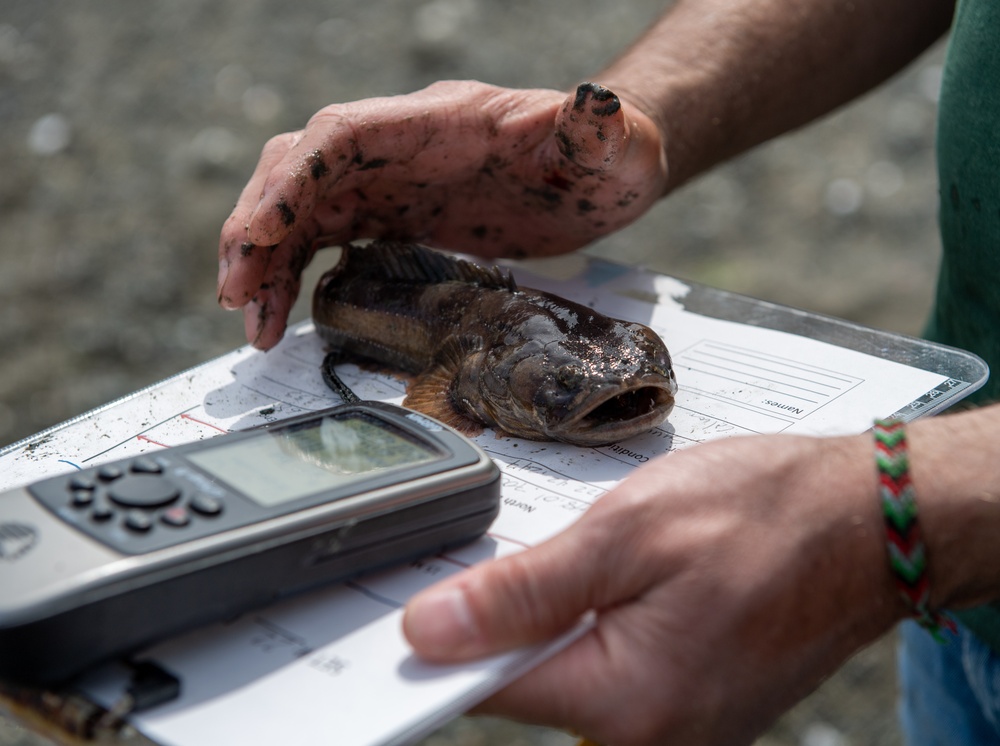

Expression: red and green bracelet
xmin=874 ymin=418 xmax=956 ymax=641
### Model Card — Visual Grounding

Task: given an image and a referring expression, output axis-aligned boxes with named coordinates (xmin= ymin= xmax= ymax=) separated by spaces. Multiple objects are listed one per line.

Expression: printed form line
xmin=237 ymin=382 xmax=329 ymax=413
xmin=499 ymin=472 xmax=596 ymax=509
xmin=82 ymin=405 xmax=202 ymax=463
xmin=685 ymin=349 xmax=845 ymax=389
xmin=682 ymin=360 xmax=831 ymax=398
xmin=694 ymin=341 xmax=859 ymax=384
xmin=345 ymin=581 xmax=403 ymax=610
xmin=680 ymin=365 xmax=821 ymax=403
xmin=674 ymin=339 xmax=866 ymax=425
xmin=180 ymin=413 xmax=230 ymax=434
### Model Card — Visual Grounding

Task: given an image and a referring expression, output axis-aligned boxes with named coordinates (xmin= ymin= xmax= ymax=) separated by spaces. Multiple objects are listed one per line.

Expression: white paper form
xmin=0 ymin=259 xmax=985 ymax=746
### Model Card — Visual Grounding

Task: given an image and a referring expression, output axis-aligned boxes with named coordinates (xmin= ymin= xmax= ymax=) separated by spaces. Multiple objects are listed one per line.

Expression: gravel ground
xmin=0 ymin=1 xmax=948 ymax=744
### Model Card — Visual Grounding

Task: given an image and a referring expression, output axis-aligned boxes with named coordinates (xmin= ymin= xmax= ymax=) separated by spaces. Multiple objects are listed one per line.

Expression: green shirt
xmin=928 ymin=0 xmax=1000 ymax=401
xmin=927 ymin=0 xmax=1000 ymax=645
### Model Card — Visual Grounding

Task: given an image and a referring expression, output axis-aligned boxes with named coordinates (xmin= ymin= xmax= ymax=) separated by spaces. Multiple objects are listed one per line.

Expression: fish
xmin=311 ymin=240 xmax=677 ymax=446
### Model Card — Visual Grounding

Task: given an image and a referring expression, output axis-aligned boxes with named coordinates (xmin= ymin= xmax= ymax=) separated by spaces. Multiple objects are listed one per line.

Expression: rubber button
xmin=189 ymin=495 xmax=222 ymax=516
xmin=124 ymin=510 xmax=153 ymax=533
xmin=71 ymin=489 xmax=94 ymax=508
xmin=161 ymin=506 xmax=191 ymax=527
xmin=69 ymin=476 xmax=96 ymax=491
xmin=91 ymin=502 xmax=114 ymax=522
xmin=131 ymin=458 xmax=163 ymax=474
xmin=108 ymin=475 xmax=181 ymax=508
xmin=98 ymin=465 xmax=124 ymax=482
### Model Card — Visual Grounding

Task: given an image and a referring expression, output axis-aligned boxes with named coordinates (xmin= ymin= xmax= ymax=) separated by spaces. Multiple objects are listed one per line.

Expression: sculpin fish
xmin=312 ymin=241 xmax=677 ymax=446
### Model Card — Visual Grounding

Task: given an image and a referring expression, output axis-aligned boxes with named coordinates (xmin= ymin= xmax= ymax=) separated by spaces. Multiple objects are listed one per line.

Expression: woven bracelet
xmin=873 ymin=418 xmax=955 ymax=642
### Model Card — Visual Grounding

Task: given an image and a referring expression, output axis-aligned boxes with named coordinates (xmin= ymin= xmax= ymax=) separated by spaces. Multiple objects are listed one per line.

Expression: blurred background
xmin=0 ymin=1 xmax=948 ymax=744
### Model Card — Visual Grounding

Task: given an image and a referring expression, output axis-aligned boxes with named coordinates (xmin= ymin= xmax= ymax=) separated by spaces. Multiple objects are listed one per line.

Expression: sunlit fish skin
xmin=312 ymin=241 xmax=677 ymax=446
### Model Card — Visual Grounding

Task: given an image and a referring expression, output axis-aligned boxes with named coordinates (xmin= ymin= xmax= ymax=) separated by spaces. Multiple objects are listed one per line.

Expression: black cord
xmin=321 ymin=352 xmax=362 ymax=404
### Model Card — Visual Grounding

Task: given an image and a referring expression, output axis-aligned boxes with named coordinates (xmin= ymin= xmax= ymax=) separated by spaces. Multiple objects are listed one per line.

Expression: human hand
xmin=403 ymin=432 xmax=907 ymax=746
xmin=217 ymin=80 xmax=667 ymax=348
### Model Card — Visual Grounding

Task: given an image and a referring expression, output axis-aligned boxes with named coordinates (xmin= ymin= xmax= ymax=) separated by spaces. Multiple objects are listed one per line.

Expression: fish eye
xmin=555 ymin=365 xmax=584 ymax=389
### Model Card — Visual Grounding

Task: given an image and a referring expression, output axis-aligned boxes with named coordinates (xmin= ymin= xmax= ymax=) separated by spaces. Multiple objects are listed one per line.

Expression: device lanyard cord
xmin=321 ymin=352 xmax=362 ymax=405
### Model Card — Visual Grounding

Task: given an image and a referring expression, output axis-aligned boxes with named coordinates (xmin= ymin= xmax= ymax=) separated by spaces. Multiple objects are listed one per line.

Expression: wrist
xmin=905 ymin=407 xmax=1000 ymax=610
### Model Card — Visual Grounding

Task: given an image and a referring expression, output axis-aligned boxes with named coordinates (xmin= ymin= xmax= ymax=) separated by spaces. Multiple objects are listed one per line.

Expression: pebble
xmin=27 ymin=113 xmax=71 ymax=156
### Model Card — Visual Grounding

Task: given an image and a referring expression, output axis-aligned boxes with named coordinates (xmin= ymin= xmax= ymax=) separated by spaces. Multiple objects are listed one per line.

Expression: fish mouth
xmin=549 ymin=378 xmax=677 ymax=446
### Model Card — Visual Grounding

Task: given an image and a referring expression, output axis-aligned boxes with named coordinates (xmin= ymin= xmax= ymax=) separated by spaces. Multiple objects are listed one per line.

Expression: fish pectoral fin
xmin=403 ymin=338 xmax=486 ymax=437
xmin=404 ymin=368 xmax=484 ymax=437
xmin=433 ymin=333 xmax=487 ymax=374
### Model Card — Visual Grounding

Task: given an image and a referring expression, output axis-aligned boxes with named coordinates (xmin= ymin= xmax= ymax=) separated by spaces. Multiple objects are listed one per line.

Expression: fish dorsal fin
xmin=350 ymin=240 xmax=517 ymax=292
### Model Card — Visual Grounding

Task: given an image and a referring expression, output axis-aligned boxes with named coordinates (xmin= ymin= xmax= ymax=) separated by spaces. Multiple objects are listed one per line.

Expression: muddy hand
xmin=217 ymin=80 xmax=667 ymax=349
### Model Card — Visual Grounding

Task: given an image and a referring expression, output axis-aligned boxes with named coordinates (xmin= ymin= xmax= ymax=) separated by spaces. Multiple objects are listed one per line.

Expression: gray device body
xmin=0 ymin=402 xmax=500 ymax=686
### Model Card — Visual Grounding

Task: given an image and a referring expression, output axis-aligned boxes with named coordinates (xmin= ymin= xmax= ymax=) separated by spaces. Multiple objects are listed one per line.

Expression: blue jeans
xmin=898 ymin=619 xmax=1000 ymax=745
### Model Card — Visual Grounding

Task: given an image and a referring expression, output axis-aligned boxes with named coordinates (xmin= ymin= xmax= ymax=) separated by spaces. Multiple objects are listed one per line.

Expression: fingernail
xmin=217 ymin=260 xmax=230 ymax=299
xmin=406 ymin=586 xmax=477 ymax=657
xmin=246 ymin=201 xmax=264 ymax=243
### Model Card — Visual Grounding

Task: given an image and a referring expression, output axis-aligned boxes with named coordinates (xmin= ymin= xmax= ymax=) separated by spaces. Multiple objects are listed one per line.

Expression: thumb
xmin=554 ymin=82 xmax=630 ymax=171
xmin=403 ymin=526 xmax=604 ymax=662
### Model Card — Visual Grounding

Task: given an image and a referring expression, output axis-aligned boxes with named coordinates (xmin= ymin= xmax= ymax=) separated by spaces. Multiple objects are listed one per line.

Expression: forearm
xmin=594 ymin=0 xmax=955 ymax=192
xmin=908 ymin=405 xmax=1000 ymax=610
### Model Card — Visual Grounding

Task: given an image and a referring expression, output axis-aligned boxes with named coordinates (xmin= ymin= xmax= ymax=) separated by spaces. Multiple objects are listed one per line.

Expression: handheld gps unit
xmin=0 ymin=401 xmax=500 ymax=686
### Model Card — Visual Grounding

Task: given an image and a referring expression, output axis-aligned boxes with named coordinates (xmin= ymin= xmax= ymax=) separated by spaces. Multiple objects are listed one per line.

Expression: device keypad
xmin=29 ymin=456 xmax=237 ymax=554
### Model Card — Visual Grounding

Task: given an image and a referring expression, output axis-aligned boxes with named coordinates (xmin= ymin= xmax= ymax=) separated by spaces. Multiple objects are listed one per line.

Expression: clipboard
xmin=0 ymin=257 xmax=988 ymax=746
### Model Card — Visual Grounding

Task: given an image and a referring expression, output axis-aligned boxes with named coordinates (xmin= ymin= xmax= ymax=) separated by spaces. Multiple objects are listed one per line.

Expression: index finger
xmin=217 ymin=130 xmax=303 ymax=309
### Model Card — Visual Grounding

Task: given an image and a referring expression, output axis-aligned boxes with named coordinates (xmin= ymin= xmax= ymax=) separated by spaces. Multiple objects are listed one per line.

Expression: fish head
xmin=474 ymin=316 xmax=677 ymax=446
